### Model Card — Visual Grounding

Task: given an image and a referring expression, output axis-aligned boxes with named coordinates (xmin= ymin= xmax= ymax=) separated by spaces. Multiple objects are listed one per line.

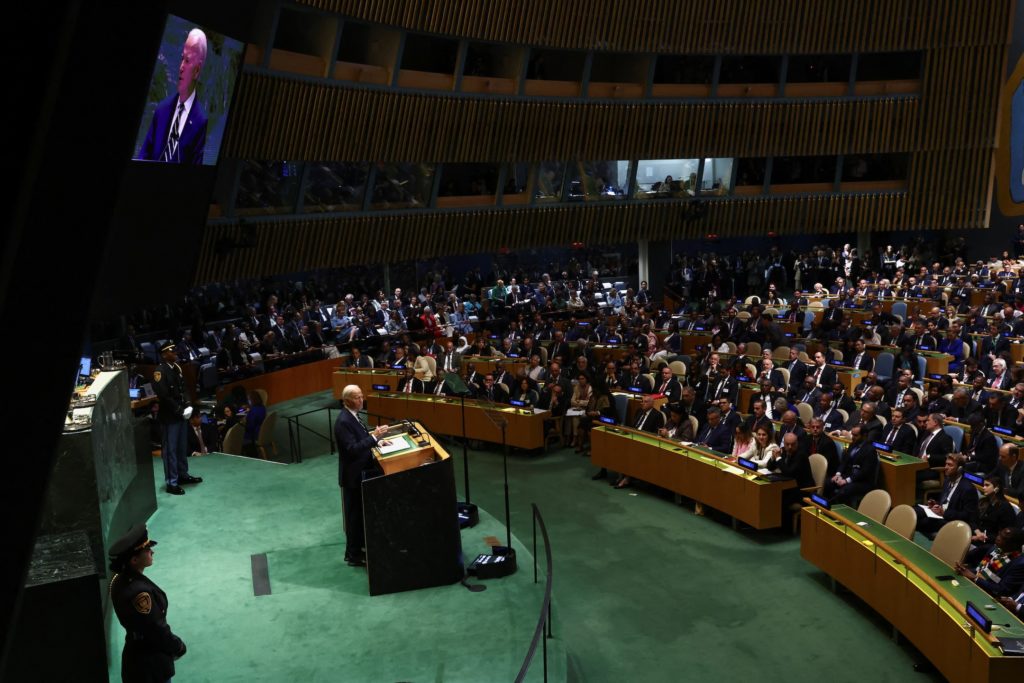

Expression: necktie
xmin=405 ymin=380 xmax=413 ymax=393
xmin=992 ymin=375 xmax=1002 ymax=388
xmin=918 ymin=432 xmax=934 ymax=457
xmin=445 ymin=354 xmax=452 ymax=371
xmin=855 ymin=353 xmax=863 ymax=368
xmin=435 ymin=380 xmax=444 ymax=395
xmin=636 ymin=411 xmax=649 ymax=430
xmin=886 ymin=426 xmax=897 ymax=446
xmin=161 ymin=102 xmax=185 ymax=161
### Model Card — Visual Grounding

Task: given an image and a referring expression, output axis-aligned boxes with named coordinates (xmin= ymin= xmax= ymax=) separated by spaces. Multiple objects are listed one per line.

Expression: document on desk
xmin=566 ymin=408 xmax=585 ymax=417
xmin=532 ymin=408 xmax=549 ymax=415
xmin=376 ymin=436 xmax=411 ymax=455
xmin=916 ymin=503 xmax=944 ymax=519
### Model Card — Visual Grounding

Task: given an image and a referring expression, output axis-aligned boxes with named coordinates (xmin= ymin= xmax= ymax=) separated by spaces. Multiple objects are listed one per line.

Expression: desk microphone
xmin=405 ymin=419 xmax=422 ymax=438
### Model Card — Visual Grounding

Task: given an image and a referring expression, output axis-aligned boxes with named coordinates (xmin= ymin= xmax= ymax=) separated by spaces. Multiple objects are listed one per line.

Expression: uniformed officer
xmin=151 ymin=342 xmax=203 ymax=494
xmin=108 ymin=524 xmax=187 ymax=682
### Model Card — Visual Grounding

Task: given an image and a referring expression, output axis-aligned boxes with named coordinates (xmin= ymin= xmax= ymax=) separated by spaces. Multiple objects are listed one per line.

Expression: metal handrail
xmin=515 ymin=503 xmax=554 ymax=683
xmin=284 ymin=406 xmax=339 ymax=463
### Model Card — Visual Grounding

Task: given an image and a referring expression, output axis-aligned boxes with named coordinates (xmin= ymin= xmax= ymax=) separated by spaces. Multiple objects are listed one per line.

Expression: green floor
xmin=110 ymin=391 xmax=942 ymax=682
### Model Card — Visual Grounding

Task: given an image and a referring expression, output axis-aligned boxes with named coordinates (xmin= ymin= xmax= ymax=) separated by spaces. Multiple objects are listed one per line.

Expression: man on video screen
xmin=138 ymin=28 xmax=208 ymax=164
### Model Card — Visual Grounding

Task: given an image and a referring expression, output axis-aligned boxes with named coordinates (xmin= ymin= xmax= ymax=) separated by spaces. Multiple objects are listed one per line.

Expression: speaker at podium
xmin=361 ymin=421 xmax=464 ymax=596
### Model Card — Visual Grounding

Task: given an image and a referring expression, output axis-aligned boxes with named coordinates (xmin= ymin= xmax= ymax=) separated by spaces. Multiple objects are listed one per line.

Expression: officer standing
xmin=108 ymin=524 xmax=187 ymax=681
xmin=152 ymin=342 xmax=203 ymax=495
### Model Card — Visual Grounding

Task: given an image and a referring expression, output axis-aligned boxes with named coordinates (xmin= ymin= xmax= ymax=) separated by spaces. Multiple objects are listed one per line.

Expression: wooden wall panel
xmin=222 ymin=75 xmax=924 ymax=162
xmin=298 ymin=0 xmax=1010 ymax=54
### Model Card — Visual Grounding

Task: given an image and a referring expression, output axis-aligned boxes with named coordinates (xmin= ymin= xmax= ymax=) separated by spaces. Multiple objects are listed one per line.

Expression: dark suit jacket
xmin=653 ymin=377 xmax=682 ymax=401
xmin=784 ymin=359 xmax=807 ymax=391
xmin=334 ymin=409 xmax=378 ymax=489
xmin=807 ymin=434 xmax=841 ymax=478
xmin=919 ymin=429 xmax=956 ymax=468
xmin=849 ymin=352 xmax=874 ymax=372
xmin=767 ymin=448 xmax=815 ymax=488
xmin=948 ymin=399 xmax=983 ymax=422
xmin=633 ymin=409 xmax=664 ymax=433
xmin=932 ymin=475 xmax=978 ymax=525
xmin=808 ymin=364 xmax=837 ymax=388
xmin=138 ymin=92 xmax=208 ymax=164
xmin=976 ymin=553 xmax=1024 ymax=598
xmin=879 ymin=423 xmax=917 ymax=455
xmin=623 ymin=371 xmax=653 ymax=394
xmin=964 ymin=428 xmax=1000 ymax=474
xmin=348 ymin=355 xmax=374 ymax=368
xmin=697 ymin=422 xmax=732 ymax=454
xmin=836 ymin=441 xmax=879 ymax=487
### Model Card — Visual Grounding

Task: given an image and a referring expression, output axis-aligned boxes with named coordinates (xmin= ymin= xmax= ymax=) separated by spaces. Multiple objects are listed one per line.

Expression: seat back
xmin=857 ymin=489 xmax=892 ymax=523
xmin=831 ymin=349 xmax=844 ymax=362
xmin=892 ymin=301 xmax=907 ymax=320
xmin=943 ymin=424 xmax=964 ymax=452
xmin=773 ymin=346 xmax=790 ymax=361
xmin=796 ymin=402 xmax=813 ymax=426
xmin=688 ymin=415 xmax=699 ymax=438
xmin=746 ymin=342 xmax=761 ymax=357
xmin=874 ymin=352 xmax=895 ymax=382
xmin=884 ymin=504 xmax=917 ymax=540
xmin=221 ymin=423 xmax=244 ymax=455
xmin=915 ymin=356 xmax=927 ymax=383
xmin=613 ymin=394 xmax=629 ymax=424
xmin=669 ymin=360 xmax=686 ymax=378
xmin=777 ymin=367 xmax=790 ymax=387
xmin=930 ymin=520 xmax=972 ymax=567
xmin=802 ymin=311 xmax=815 ymax=332
xmin=808 ymin=453 xmax=828 ymax=494
xmin=254 ymin=388 xmax=269 ymax=407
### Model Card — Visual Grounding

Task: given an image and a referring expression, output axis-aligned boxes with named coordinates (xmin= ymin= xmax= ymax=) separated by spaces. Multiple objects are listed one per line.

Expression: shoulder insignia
xmin=133 ymin=592 xmax=152 ymax=614
xmin=152 ymin=371 xmax=162 ymax=383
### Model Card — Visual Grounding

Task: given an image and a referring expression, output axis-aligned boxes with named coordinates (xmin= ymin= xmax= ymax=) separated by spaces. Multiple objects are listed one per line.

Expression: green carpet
xmin=108 ymin=391 xmax=942 ymax=682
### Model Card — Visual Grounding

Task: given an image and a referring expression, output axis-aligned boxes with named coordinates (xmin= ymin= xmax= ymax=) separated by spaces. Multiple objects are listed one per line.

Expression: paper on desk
xmin=916 ymin=503 xmax=944 ymax=519
xmin=566 ymin=408 xmax=585 ymax=417
xmin=376 ymin=437 xmax=409 ymax=455
xmin=532 ymin=408 xmax=549 ymax=415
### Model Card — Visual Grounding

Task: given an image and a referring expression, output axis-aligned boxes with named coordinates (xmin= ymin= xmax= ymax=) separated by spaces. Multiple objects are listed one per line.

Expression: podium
xmin=362 ymin=422 xmax=464 ymax=596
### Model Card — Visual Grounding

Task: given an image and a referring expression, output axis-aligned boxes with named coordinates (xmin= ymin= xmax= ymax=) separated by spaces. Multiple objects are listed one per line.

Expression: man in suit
xmin=957 ymin=528 xmax=1024 ymax=599
xmin=622 ymin=359 xmax=653 ymax=394
xmin=988 ymin=358 xmax=1013 ymax=391
xmin=824 ymin=425 xmax=879 ymax=505
xmin=947 ymin=388 xmax=983 ymax=422
xmin=917 ymin=412 xmax=956 ymax=472
xmin=791 ymin=376 xmax=822 ymax=407
xmin=335 ymin=385 xmax=389 ymax=566
xmin=745 ymin=399 xmax=774 ymax=435
xmin=915 ymin=454 xmax=978 ymax=538
xmin=756 ymin=358 xmax=786 ymax=392
xmin=807 ymin=417 xmax=841 ymax=478
xmin=963 ymin=413 xmax=1000 ymax=475
xmin=186 ymin=411 xmax=219 ymax=456
xmin=347 ymin=346 xmax=374 ymax=368
xmin=983 ymin=392 xmax=1016 ymax=430
xmin=784 ymin=347 xmax=807 ymax=394
xmin=478 ymin=373 xmax=509 ymax=403
xmin=999 ymin=444 xmax=1024 ymax=499
xmin=653 ymin=365 xmax=682 ymax=401
xmin=848 ymin=338 xmax=874 ymax=372
xmin=769 ymin=433 xmax=816 ymax=505
xmin=814 ymin=392 xmax=845 ymax=431
xmin=137 ymin=28 xmax=209 ymax=164
xmin=808 ymin=350 xmax=837 ymax=388
xmin=632 ymin=394 xmax=664 ymax=434
xmin=696 ymin=407 xmax=732 ymax=454
xmin=776 ymin=410 xmax=808 ymax=448
xmin=878 ymin=407 xmax=918 ymax=455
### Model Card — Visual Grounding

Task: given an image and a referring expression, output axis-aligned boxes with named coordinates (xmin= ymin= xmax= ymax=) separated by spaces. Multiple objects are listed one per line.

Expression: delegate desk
xmin=828 ymin=433 xmax=928 ymax=506
xmin=590 ymin=425 xmax=795 ymax=529
xmin=801 ymin=504 xmax=1024 ymax=683
xmin=332 ymin=368 xmax=404 ymax=398
xmin=362 ymin=422 xmax=463 ymax=596
xmin=367 ymin=392 xmax=547 ymax=450
xmin=612 ymin=391 xmax=668 ymax=426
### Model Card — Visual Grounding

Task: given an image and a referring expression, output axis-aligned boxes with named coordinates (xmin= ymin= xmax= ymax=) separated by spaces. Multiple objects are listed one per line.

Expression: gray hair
xmin=187 ymin=27 xmax=208 ymax=65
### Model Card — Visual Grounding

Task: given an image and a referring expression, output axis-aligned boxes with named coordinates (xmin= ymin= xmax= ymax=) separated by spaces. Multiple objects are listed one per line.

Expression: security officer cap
xmin=159 ymin=341 xmax=177 ymax=354
xmin=109 ymin=523 xmax=157 ymax=564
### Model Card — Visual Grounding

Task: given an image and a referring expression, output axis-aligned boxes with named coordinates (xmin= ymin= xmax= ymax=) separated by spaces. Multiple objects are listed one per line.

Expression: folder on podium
xmin=361 ymin=421 xmax=464 ymax=596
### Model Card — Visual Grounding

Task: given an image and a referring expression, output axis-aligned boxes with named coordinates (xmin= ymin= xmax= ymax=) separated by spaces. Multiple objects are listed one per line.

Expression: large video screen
xmin=132 ymin=15 xmax=244 ymax=166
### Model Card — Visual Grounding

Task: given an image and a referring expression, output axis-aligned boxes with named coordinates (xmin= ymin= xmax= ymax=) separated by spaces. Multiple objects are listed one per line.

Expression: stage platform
xmin=106 ymin=451 xmax=564 ymax=682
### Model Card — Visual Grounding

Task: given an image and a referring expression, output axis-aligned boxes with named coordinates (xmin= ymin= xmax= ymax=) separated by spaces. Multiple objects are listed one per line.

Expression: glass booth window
xmin=235 ymin=160 xmax=304 ymax=215
xmin=565 ymin=161 xmax=632 ymax=201
xmin=502 ymin=163 xmax=532 ymax=204
xmin=700 ymin=158 xmax=733 ymax=195
xmin=535 ymin=161 xmax=566 ymax=202
xmin=303 ymin=162 xmax=368 ymax=213
xmin=634 ymin=159 xmax=699 ymax=198
xmin=370 ymin=163 xmax=435 ymax=209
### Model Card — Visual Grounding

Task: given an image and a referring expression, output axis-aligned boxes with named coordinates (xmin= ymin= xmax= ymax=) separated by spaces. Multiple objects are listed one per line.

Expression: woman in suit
xmin=731 ymin=423 xmax=756 ymax=461
xmin=748 ymin=424 xmax=779 ymax=467
xmin=972 ymin=475 xmax=1019 ymax=547
xmin=513 ymin=377 xmax=539 ymax=406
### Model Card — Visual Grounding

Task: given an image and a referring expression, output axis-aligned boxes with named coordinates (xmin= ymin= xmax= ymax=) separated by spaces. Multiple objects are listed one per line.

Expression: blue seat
xmin=140 ymin=341 xmax=157 ymax=364
xmin=613 ymin=394 xmax=629 ymax=425
xmin=874 ymin=352 xmax=895 ymax=383
xmin=943 ymin=425 xmax=964 ymax=453
xmin=915 ymin=356 xmax=927 ymax=387
xmin=802 ymin=311 xmax=815 ymax=333
xmin=891 ymin=301 xmax=907 ymax=321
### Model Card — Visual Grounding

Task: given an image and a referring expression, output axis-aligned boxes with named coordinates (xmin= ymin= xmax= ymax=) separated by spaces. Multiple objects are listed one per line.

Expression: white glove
xmin=182 ymin=406 xmax=193 ymax=420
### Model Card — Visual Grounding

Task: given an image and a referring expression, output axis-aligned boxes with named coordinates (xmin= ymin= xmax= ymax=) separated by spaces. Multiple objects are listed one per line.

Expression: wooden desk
xmin=332 ymin=368 xmax=404 ymax=398
xmin=366 ymin=392 xmax=547 ymax=450
xmin=590 ymin=425 xmax=796 ymax=529
xmin=592 ymin=344 xmax=634 ymax=365
xmin=217 ymin=356 xmax=340 ymax=405
xmin=801 ymin=504 xmax=1024 ymax=683
xmin=680 ymin=332 xmax=712 ymax=355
